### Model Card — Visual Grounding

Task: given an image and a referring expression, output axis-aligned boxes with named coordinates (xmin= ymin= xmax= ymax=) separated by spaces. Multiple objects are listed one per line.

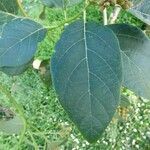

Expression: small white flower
xmin=141 ymin=103 xmax=145 ymax=106
xmin=122 ymin=146 xmax=125 ymax=150
xmin=74 ymin=139 xmax=79 ymax=144
xmin=126 ymin=137 xmax=130 ymax=141
xmin=135 ymin=145 xmax=139 ymax=149
xmin=140 ymin=121 xmax=144 ymax=125
xmin=70 ymin=134 xmax=75 ymax=139
xmin=126 ymin=123 xmax=130 ymax=126
xmin=120 ymin=127 xmax=123 ymax=130
xmin=142 ymin=136 xmax=146 ymax=139
xmin=132 ymin=139 xmax=136 ymax=145
xmin=102 ymin=140 xmax=108 ymax=145
xmin=135 ymin=108 xmax=139 ymax=113
xmin=85 ymin=141 xmax=89 ymax=145
xmin=138 ymin=116 xmax=142 ymax=120
xmin=137 ymin=103 xmax=141 ymax=107
xmin=109 ymin=139 xmax=112 ymax=142
xmin=124 ymin=130 xmax=127 ymax=134
xmin=141 ymin=132 xmax=144 ymax=136
xmin=76 ymin=145 xmax=79 ymax=149
xmin=64 ymin=122 xmax=69 ymax=125
xmin=121 ymin=140 xmax=125 ymax=144
xmin=133 ymin=129 xmax=137 ymax=132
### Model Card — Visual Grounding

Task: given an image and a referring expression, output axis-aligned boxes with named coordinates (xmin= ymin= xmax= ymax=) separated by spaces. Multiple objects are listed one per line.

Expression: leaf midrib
xmin=61 ymin=24 xmax=119 ymax=103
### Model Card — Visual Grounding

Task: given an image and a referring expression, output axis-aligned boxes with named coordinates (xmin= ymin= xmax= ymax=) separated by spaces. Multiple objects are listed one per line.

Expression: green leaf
xmin=129 ymin=0 xmax=150 ymax=25
xmin=109 ymin=24 xmax=150 ymax=100
xmin=41 ymin=0 xmax=82 ymax=8
xmin=0 ymin=116 xmax=23 ymax=134
xmin=51 ymin=20 xmax=122 ymax=143
xmin=0 ymin=60 xmax=33 ymax=76
xmin=0 ymin=0 xmax=18 ymax=14
xmin=0 ymin=16 xmax=47 ymax=75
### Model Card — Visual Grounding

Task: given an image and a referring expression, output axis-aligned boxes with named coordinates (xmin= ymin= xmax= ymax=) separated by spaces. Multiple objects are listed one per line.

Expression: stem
xmin=30 ymin=125 xmax=49 ymax=143
xmin=17 ymin=0 xmax=28 ymax=17
xmin=58 ymin=138 xmax=68 ymax=146
xmin=84 ymin=0 xmax=88 ymax=23
xmin=43 ymin=141 xmax=47 ymax=150
xmin=63 ymin=3 xmax=68 ymax=27
xmin=63 ymin=5 xmax=67 ymax=21
xmin=103 ymin=8 xmax=108 ymax=25
xmin=25 ymin=138 xmax=37 ymax=147
xmin=0 ymin=83 xmax=27 ymax=148
xmin=46 ymin=15 xmax=77 ymax=30
xmin=45 ymin=3 xmax=89 ymax=31
xmin=109 ymin=5 xmax=121 ymax=24
xmin=28 ymin=131 xmax=39 ymax=150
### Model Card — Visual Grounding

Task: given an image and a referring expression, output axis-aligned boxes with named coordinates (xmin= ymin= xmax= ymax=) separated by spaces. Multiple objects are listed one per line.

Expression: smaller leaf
xmin=0 ymin=0 xmax=18 ymax=14
xmin=129 ymin=0 xmax=150 ymax=25
xmin=108 ymin=23 xmax=150 ymax=100
xmin=0 ymin=60 xmax=33 ymax=76
xmin=0 ymin=14 xmax=47 ymax=75
xmin=0 ymin=116 xmax=23 ymax=134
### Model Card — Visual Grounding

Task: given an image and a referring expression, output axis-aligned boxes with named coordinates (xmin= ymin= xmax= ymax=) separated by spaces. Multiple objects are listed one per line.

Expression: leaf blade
xmin=109 ymin=24 xmax=150 ymax=99
xmin=0 ymin=0 xmax=18 ymax=14
xmin=0 ymin=116 xmax=23 ymax=135
xmin=129 ymin=0 xmax=150 ymax=25
xmin=51 ymin=20 xmax=122 ymax=142
xmin=0 ymin=15 xmax=47 ymax=75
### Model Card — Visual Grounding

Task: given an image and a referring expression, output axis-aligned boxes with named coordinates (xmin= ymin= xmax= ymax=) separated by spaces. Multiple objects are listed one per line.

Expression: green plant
xmin=0 ymin=0 xmax=150 ymax=147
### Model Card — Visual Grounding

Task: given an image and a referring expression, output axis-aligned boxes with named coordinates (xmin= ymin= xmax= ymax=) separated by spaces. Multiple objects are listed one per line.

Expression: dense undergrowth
xmin=0 ymin=0 xmax=150 ymax=149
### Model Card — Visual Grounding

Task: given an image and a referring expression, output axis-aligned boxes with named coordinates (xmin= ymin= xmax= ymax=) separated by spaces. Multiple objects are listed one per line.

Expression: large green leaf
xmin=0 ymin=0 xmax=18 ymax=14
xmin=51 ymin=20 xmax=122 ymax=142
xmin=41 ymin=0 xmax=82 ymax=8
xmin=0 ymin=16 xmax=47 ymax=75
xmin=109 ymin=24 xmax=150 ymax=100
xmin=129 ymin=0 xmax=150 ymax=25
xmin=0 ymin=116 xmax=23 ymax=134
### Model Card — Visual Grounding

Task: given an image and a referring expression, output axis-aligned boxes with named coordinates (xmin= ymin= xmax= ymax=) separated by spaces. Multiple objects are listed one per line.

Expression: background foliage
xmin=0 ymin=0 xmax=150 ymax=149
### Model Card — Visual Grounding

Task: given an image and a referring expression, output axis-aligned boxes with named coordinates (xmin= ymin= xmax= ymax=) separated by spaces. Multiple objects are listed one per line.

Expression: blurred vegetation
xmin=0 ymin=0 xmax=150 ymax=150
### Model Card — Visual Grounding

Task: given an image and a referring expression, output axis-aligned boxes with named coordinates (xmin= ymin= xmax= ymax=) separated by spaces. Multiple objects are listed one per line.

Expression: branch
xmin=17 ymin=0 xmax=28 ymax=17
xmin=103 ymin=8 xmax=108 ymax=25
xmin=108 ymin=5 xmax=121 ymax=24
xmin=45 ymin=3 xmax=89 ymax=31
